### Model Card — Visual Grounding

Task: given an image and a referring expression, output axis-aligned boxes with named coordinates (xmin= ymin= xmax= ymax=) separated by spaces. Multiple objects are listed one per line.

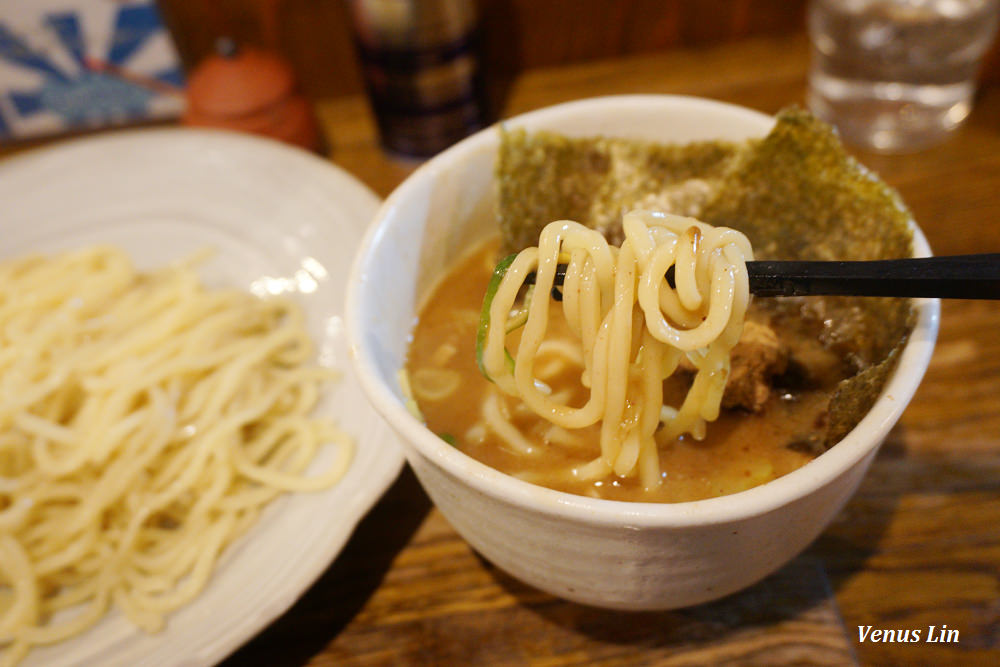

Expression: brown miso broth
xmin=406 ymin=238 xmax=849 ymax=503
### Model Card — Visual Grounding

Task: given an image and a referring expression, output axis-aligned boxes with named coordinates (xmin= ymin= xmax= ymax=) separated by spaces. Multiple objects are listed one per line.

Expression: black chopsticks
xmin=745 ymin=254 xmax=1000 ymax=299
xmin=526 ymin=254 xmax=1000 ymax=300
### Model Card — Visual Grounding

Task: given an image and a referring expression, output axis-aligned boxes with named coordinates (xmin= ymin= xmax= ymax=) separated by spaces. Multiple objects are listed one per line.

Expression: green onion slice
xmin=476 ymin=254 xmax=519 ymax=381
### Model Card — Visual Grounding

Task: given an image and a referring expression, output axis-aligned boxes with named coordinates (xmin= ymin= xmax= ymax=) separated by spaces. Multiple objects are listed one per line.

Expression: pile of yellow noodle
xmin=0 ymin=247 xmax=352 ymax=665
xmin=482 ymin=210 xmax=751 ymax=489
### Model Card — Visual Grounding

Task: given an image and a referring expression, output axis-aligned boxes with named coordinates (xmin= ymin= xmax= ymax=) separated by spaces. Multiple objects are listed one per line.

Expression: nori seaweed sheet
xmin=495 ymin=108 xmax=914 ymax=447
xmin=496 ymin=129 xmax=742 ymax=254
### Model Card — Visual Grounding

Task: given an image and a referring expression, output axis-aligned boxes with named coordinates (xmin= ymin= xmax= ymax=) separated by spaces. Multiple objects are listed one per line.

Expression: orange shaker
xmin=183 ymin=38 xmax=320 ymax=151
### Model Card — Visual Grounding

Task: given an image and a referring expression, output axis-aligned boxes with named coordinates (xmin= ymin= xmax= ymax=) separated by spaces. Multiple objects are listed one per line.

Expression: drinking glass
xmin=808 ymin=0 xmax=1000 ymax=152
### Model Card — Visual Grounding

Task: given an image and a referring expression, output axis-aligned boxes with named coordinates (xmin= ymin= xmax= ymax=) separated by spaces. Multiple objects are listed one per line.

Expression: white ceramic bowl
xmin=346 ymin=95 xmax=939 ymax=610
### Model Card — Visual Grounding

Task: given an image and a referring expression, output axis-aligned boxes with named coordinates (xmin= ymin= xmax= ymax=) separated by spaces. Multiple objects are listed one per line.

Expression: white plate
xmin=0 ymin=128 xmax=404 ymax=666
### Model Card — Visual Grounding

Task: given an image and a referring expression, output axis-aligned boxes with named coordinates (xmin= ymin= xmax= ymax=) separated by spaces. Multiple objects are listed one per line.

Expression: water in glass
xmin=809 ymin=0 xmax=999 ymax=152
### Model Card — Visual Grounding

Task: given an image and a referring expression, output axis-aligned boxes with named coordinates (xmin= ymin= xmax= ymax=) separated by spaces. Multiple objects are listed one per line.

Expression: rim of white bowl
xmin=347 ymin=94 xmax=940 ymax=528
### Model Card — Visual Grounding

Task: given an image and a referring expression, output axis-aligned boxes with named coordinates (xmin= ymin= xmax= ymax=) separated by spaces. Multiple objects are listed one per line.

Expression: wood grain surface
xmin=155 ymin=0 xmax=1000 ymax=103
xmin=3 ymin=32 xmax=997 ymax=667
xmin=156 ymin=0 xmax=809 ymax=101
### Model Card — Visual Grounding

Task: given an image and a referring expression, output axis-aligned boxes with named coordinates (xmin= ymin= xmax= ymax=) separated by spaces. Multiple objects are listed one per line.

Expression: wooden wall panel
xmin=157 ymin=0 xmax=809 ymax=101
xmin=157 ymin=0 xmax=365 ymax=100
xmin=157 ymin=0 xmax=1000 ymax=101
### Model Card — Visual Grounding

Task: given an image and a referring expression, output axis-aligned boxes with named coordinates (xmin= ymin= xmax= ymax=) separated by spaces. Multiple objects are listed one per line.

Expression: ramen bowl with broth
xmin=346 ymin=95 xmax=938 ymax=609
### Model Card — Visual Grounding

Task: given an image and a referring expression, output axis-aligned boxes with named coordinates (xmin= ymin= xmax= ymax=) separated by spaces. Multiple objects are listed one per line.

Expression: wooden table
xmin=5 ymin=33 xmax=997 ymax=667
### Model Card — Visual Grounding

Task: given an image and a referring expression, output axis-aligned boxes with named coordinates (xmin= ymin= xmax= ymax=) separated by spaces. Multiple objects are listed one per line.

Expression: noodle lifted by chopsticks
xmin=481 ymin=210 xmax=751 ymax=489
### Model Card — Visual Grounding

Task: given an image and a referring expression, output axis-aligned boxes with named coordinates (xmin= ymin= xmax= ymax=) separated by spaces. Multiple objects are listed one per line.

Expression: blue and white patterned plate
xmin=0 ymin=0 xmax=184 ymax=141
